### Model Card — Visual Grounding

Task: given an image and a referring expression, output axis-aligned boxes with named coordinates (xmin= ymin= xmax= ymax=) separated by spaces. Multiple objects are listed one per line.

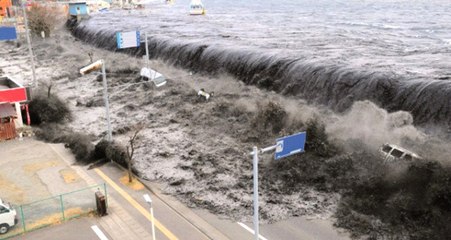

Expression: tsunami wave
xmin=69 ymin=21 xmax=451 ymax=129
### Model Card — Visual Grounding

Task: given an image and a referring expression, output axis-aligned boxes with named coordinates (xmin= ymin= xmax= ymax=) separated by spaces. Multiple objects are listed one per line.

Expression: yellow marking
xmin=23 ymin=160 xmax=59 ymax=173
xmin=60 ymin=169 xmax=80 ymax=183
xmin=94 ymin=168 xmax=178 ymax=240
xmin=0 ymin=174 xmax=24 ymax=203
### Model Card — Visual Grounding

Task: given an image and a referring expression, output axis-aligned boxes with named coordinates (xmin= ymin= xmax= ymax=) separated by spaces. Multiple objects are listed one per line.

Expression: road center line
xmin=91 ymin=225 xmax=109 ymax=240
xmin=94 ymin=168 xmax=178 ymax=240
xmin=237 ymin=222 xmax=269 ymax=240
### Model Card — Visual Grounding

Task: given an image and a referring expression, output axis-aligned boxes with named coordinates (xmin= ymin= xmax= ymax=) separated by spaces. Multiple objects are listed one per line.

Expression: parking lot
xmin=0 ymin=138 xmax=98 ymax=239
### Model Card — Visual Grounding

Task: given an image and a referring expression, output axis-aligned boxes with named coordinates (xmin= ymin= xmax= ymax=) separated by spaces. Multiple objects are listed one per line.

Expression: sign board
xmin=275 ymin=131 xmax=306 ymax=160
xmin=0 ymin=27 xmax=17 ymax=41
xmin=116 ymin=31 xmax=140 ymax=49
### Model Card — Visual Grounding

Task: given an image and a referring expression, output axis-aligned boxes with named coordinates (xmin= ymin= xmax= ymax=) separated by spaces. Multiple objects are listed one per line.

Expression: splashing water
xmin=70 ymin=0 xmax=451 ymax=127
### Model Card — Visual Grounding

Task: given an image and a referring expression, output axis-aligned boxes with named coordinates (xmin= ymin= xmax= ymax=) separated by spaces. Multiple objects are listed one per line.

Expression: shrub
xmin=34 ymin=123 xmax=68 ymax=142
xmin=28 ymin=94 xmax=71 ymax=125
xmin=105 ymin=141 xmax=128 ymax=168
xmin=62 ymin=133 xmax=95 ymax=163
xmin=34 ymin=123 xmax=95 ymax=163
xmin=93 ymin=139 xmax=109 ymax=160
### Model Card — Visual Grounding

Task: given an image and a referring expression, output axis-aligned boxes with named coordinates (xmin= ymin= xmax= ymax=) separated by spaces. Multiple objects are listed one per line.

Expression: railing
xmin=1 ymin=183 xmax=107 ymax=239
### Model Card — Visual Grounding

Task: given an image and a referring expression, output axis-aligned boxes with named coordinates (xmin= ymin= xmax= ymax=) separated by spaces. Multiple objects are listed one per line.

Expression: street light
xmin=80 ymin=59 xmax=112 ymax=141
xmin=143 ymin=194 xmax=156 ymax=240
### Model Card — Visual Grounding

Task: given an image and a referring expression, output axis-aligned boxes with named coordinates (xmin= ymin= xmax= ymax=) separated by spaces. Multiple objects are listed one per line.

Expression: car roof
xmin=382 ymin=143 xmax=422 ymax=159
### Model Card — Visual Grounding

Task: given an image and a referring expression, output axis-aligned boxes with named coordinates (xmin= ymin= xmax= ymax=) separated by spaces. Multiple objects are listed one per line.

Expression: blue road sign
xmin=116 ymin=31 xmax=140 ymax=49
xmin=0 ymin=27 xmax=17 ymax=41
xmin=275 ymin=132 xmax=306 ymax=160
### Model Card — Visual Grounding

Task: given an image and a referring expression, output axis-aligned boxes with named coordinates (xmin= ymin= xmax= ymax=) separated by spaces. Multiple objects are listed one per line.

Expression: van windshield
xmin=0 ymin=205 xmax=9 ymax=214
xmin=382 ymin=145 xmax=392 ymax=153
xmin=391 ymin=148 xmax=404 ymax=158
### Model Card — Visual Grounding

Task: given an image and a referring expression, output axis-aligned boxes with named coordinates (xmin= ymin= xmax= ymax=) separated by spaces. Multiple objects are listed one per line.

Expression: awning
xmin=0 ymin=103 xmax=17 ymax=118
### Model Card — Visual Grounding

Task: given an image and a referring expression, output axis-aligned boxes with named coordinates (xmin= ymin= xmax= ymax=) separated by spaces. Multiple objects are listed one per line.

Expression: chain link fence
xmin=1 ymin=183 xmax=107 ymax=239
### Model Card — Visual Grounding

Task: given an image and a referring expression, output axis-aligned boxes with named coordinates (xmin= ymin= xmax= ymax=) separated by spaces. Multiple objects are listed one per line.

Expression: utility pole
xmin=101 ymin=60 xmax=112 ymax=142
xmin=21 ymin=0 xmax=37 ymax=88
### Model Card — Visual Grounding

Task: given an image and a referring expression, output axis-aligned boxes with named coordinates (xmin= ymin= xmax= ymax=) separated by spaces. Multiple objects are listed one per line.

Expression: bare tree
xmin=88 ymin=52 xmax=94 ymax=63
xmin=126 ymin=123 xmax=145 ymax=183
xmin=42 ymin=80 xmax=53 ymax=98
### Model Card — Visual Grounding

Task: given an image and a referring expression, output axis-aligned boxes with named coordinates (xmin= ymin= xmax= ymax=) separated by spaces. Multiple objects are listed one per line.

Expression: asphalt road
xmin=11 ymin=218 xmax=111 ymax=240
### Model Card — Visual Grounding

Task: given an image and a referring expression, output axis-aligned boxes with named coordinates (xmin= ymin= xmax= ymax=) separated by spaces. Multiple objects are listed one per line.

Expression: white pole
xmin=252 ymin=146 xmax=259 ymax=240
xmin=150 ymin=205 xmax=156 ymax=240
xmin=143 ymin=194 xmax=156 ymax=240
xmin=101 ymin=61 xmax=113 ymax=141
xmin=21 ymin=0 xmax=37 ymax=88
xmin=145 ymin=32 xmax=149 ymax=69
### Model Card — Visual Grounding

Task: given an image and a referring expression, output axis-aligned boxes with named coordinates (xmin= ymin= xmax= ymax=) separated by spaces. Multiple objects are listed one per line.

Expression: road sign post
xmin=250 ymin=131 xmax=306 ymax=240
xmin=252 ymin=146 xmax=259 ymax=240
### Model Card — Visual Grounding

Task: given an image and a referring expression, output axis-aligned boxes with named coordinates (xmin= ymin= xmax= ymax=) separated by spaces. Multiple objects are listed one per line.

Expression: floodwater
xmin=75 ymin=0 xmax=451 ymax=126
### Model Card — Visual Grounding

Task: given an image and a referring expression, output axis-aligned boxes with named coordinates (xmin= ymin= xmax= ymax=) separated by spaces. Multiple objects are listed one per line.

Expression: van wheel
xmin=0 ymin=224 xmax=9 ymax=234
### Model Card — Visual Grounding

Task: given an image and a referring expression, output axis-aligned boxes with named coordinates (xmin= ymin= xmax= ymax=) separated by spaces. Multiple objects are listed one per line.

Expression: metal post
xmin=21 ymin=0 xmax=37 ymax=88
xmin=145 ymin=32 xmax=149 ymax=69
xmin=104 ymin=183 xmax=108 ymax=209
xmin=101 ymin=61 xmax=113 ymax=141
xmin=60 ymin=195 xmax=65 ymax=220
xmin=20 ymin=205 xmax=26 ymax=232
xmin=252 ymin=146 xmax=259 ymax=240
xmin=150 ymin=204 xmax=156 ymax=240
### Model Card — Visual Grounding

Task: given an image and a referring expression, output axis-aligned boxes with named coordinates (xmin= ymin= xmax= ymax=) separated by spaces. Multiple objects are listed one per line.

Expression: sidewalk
xmin=50 ymin=143 xmax=229 ymax=240
xmin=1 ymin=138 xmax=228 ymax=240
xmin=49 ymin=144 xmax=155 ymax=240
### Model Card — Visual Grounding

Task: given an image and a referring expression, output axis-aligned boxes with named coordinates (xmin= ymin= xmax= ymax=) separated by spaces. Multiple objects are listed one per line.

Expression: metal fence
xmin=1 ymin=183 xmax=107 ymax=240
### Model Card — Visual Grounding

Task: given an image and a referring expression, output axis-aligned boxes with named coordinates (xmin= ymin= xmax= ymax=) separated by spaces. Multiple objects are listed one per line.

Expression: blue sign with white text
xmin=0 ymin=27 xmax=17 ymax=41
xmin=116 ymin=31 xmax=140 ymax=49
xmin=275 ymin=132 xmax=306 ymax=160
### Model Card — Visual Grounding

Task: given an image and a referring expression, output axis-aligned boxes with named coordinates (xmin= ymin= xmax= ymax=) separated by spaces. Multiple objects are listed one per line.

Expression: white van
xmin=379 ymin=143 xmax=422 ymax=163
xmin=0 ymin=198 xmax=17 ymax=234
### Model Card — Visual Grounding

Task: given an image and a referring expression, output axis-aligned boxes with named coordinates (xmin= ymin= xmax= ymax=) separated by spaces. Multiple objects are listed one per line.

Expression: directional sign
xmin=0 ymin=27 xmax=17 ymax=41
xmin=116 ymin=31 xmax=140 ymax=49
xmin=275 ymin=132 xmax=306 ymax=160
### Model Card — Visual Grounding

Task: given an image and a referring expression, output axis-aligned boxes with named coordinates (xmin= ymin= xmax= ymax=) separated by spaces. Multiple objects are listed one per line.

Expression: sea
xmin=75 ymin=0 xmax=451 ymax=126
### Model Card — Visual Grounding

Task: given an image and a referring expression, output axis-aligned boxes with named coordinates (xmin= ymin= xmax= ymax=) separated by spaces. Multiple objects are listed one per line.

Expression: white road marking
xmin=237 ymin=222 xmax=269 ymax=240
xmin=91 ymin=225 xmax=109 ymax=240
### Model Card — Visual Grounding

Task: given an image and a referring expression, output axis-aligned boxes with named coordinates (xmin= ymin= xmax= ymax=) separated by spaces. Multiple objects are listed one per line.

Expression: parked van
xmin=379 ymin=143 xmax=422 ymax=163
xmin=0 ymin=198 xmax=17 ymax=234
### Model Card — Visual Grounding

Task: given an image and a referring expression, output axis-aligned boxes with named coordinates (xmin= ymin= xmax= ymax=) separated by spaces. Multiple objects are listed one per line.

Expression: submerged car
xmin=379 ymin=143 xmax=422 ymax=163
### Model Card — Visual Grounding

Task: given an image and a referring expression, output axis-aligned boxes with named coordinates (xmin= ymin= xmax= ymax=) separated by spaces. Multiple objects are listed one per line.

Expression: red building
xmin=0 ymin=0 xmax=12 ymax=17
xmin=0 ymin=76 xmax=30 ymax=131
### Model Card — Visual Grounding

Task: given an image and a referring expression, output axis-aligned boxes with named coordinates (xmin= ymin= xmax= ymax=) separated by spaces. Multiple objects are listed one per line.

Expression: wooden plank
xmin=0 ymin=121 xmax=16 ymax=140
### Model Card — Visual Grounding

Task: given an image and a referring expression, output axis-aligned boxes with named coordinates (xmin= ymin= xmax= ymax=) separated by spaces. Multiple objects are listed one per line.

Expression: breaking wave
xmin=70 ymin=21 xmax=451 ymax=128
xmin=67 ymin=0 xmax=451 ymax=129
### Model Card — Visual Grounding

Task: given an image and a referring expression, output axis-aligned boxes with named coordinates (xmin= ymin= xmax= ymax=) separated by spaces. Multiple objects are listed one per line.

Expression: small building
xmin=0 ymin=0 xmax=12 ymax=17
xmin=69 ymin=2 xmax=89 ymax=16
xmin=0 ymin=103 xmax=17 ymax=140
xmin=0 ymin=76 xmax=30 ymax=127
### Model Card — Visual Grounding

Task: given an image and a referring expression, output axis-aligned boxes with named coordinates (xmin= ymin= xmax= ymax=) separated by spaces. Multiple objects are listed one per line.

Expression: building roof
xmin=0 ymin=103 xmax=16 ymax=118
